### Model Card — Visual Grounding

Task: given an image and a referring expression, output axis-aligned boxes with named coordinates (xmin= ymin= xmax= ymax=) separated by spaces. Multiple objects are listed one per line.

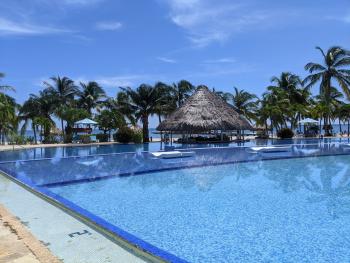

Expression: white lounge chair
xmin=150 ymin=151 xmax=195 ymax=159
xmin=296 ymin=148 xmax=319 ymax=155
xmin=247 ymin=145 xmax=292 ymax=153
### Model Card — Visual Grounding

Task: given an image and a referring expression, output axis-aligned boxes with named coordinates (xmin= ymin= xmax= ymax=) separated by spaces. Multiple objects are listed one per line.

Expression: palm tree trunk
xmin=61 ymin=118 xmax=65 ymax=137
xmin=348 ymin=119 xmax=350 ymax=137
xmin=319 ymin=118 xmax=322 ymax=137
xmin=32 ymin=123 xmax=37 ymax=144
xmin=142 ymin=115 xmax=149 ymax=143
xmin=339 ymin=118 xmax=342 ymax=134
xmin=158 ymin=114 xmax=163 ymax=141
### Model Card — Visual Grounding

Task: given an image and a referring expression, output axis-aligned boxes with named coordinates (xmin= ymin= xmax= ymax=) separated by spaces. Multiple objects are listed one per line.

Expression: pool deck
xmin=0 ymin=204 xmax=61 ymax=263
xmin=0 ymin=174 xmax=146 ymax=263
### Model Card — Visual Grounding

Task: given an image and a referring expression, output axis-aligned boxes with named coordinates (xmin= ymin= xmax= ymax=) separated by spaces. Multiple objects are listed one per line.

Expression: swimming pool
xmin=1 ymin=142 xmax=350 ymax=262
xmin=1 ymin=137 xmax=349 ymax=163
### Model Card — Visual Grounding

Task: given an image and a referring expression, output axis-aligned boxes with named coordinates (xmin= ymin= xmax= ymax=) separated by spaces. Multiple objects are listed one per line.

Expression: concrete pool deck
xmin=0 ymin=174 xmax=146 ymax=263
xmin=0 ymin=204 xmax=61 ymax=263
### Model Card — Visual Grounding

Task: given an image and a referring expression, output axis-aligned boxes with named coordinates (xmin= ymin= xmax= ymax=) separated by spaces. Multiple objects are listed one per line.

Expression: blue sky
xmin=1 ymin=0 xmax=349 ymax=127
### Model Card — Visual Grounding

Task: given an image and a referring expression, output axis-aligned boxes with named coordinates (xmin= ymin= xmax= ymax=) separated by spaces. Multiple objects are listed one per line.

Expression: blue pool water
xmin=47 ymin=155 xmax=350 ymax=262
xmin=1 ymin=142 xmax=350 ymax=262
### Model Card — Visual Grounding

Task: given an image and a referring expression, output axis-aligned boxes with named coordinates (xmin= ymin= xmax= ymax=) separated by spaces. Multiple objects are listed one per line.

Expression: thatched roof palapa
xmin=157 ymin=86 xmax=253 ymax=132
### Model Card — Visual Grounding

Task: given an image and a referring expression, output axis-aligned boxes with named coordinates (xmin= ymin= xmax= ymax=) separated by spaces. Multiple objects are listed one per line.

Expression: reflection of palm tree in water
xmin=261 ymin=158 xmax=310 ymax=193
xmin=301 ymin=157 xmax=350 ymax=219
xmin=262 ymin=156 xmax=350 ymax=219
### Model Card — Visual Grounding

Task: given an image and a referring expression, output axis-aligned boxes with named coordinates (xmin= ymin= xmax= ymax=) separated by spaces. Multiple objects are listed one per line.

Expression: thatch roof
xmin=157 ymin=86 xmax=253 ymax=132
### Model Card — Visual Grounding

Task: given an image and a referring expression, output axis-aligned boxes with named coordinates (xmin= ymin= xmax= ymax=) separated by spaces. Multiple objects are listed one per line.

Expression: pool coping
xmin=0 ymin=169 xmax=189 ymax=263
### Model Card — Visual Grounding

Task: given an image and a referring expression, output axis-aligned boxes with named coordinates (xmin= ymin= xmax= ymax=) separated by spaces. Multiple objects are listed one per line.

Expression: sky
xmin=0 ymin=0 xmax=350 ymax=127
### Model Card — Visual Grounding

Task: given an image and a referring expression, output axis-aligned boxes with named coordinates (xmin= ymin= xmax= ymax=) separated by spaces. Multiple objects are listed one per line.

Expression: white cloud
xmin=157 ymin=57 xmax=177 ymax=63
xmin=56 ymin=0 xmax=104 ymax=6
xmin=327 ymin=13 xmax=350 ymax=23
xmin=163 ymin=0 xmax=275 ymax=46
xmin=95 ymin=21 xmax=123 ymax=31
xmin=203 ymin=57 xmax=236 ymax=64
xmin=0 ymin=17 xmax=71 ymax=36
xmin=76 ymin=75 xmax=154 ymax=87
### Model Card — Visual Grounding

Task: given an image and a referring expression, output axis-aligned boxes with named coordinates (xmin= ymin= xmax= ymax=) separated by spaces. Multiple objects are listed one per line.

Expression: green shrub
xmin=96 ymin=133 xmax=109 ymax=142
xmin=114 ymin=127 xmax=133 ymax=143
xmin=43 ymin=135 xmax=60 ymax=144
xmin=79 ymin=134 xmax=91 ymax=144
xmin=277 ymin=128 xmax=294 ymax=139
xmin=27 ymin=136 xmax=35 ymax=144
xmin=132 ymin=129 xmax=143 ymax=143
xmin=8 ymin=134 xmax=27 ymax=145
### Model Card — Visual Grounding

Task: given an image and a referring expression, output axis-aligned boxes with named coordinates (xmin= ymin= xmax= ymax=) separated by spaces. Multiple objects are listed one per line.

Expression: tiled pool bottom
xmin=47 ymin=155 xmax=350 ymax=262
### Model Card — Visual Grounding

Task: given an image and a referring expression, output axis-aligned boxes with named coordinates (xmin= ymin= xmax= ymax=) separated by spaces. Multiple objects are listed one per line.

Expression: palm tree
xmin=338 ymin=104 xmax=350 ymax=136
xmin=0 ymin=93 xmax=18 ymax=144
xmin=314 ymin=87 xmax=344 ymax=135
xmin=212 ymin=88 xmax=232 ymax=102
xmin=0 ymin=72 xmax=15 ymax=93
xmin=78 ymin=81 xmax=106 ymax=114
xmin=120 ymin=84 xmax=164 ymax=142
xmin=231 ymin=87 xmax=258 ymax=122
xmin=171 ymin=80 xmax=195 ymax=107
xmin=20 ymin=97 xmax=41 ymax=144
xmin=29 ymin=90 xmax=57 ymax=143
xmin=0 ymin=73 xmax=17 ymax=144
xmin=304 ymin=46 xmax=350 ymax=135
xmin=154 ymin=82 xmax=176 ymax=123
xmin=44 ymin=76 xmax=77 ymax=136
xmin=267 ymin=72 xmax=311 ymax=129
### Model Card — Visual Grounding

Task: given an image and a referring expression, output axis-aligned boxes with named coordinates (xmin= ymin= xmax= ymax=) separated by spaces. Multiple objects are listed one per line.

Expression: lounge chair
xmin=246 ymin=145 xmax=292 ymax=153
xmin=150 ymin=151 xmax=195 ymax=159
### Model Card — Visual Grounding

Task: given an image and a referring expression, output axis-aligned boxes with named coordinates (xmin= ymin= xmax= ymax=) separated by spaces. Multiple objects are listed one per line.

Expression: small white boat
xmin=247 ymin=145 xmax=292 ymax=153
xmin=150 ymin=151 xmax=195 ymax=159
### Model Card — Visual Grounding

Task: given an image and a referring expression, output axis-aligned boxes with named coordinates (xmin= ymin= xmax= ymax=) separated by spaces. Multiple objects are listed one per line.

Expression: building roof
xmin=157 ymin=86 xmax=253 ymax=132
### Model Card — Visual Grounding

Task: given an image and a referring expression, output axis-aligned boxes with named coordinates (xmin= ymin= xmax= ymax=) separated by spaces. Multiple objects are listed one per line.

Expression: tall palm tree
xmin=304 ymin=46 xmax=350 ymax=135
xmin=44 ymin=76 xmax=77 ymax=136
xmin=78 ymin=81 xmax=106 ymax=114
xmin=231 ymin=87 xmax=258 ymax=122
xmin=171 ymin=80 xmax=195 ymax=107
xmin=120 ymin=84 xmax=164 ymax=142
